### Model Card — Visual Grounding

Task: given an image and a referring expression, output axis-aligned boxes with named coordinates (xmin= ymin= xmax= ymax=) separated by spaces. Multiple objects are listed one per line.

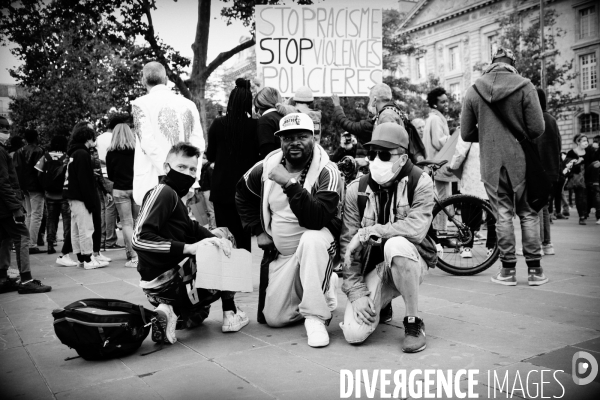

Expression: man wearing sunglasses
xmin=236 ymin=113 xmax=343 ymax=348
xmin=339 ymin=123 xmax=437 ymax=353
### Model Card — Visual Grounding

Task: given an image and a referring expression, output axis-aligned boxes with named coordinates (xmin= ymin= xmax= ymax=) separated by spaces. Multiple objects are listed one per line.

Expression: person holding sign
xmin=236 ymin=113 xmax=343 ymax=348
xmin=133 ymin=142 xmax=249 ymax=345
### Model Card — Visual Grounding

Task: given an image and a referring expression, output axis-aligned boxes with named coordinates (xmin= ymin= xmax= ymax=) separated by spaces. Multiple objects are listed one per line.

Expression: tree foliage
xmin=473 ymin=6 xmax=579 ymax=117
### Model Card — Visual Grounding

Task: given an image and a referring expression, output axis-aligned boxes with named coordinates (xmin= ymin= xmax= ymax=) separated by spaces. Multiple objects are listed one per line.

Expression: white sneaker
xmin=124 ymin=258 xmax=138 ymax=268
xmin=325 ymin=273 xmax=338 ymax=311
xmin=222 ymin=308 xmax=250 ymax=332
xmin=95 ymin=253 xmax=111 ymax=263
xmin=459 ymin=247 xmax=473 ymax=258
xmin=542 ymin=244 xmax=555 ymax=256
xmin=56 ymin=254 xmax=78 ymax=267
xmin=305 ymin=317 xmax=329 ymax=347
xmin=153 ymin=304 xmax=177 ymax=344
xmin=92 ymin=255 xmax=109 ymax=267
xmin=83 ymin=258 xmax=107 ymax=270
xmin=435 ymin=243 xmax=444 ymax=258
xmin=516 ymin=248 xmax=523 ymax=256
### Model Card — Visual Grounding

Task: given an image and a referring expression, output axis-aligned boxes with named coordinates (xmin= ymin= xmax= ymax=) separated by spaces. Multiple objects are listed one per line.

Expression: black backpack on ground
xmin=52 ymin=299 xmax=156 ymax=360
xmin=40 ymin=151 xmax=68 ymax=193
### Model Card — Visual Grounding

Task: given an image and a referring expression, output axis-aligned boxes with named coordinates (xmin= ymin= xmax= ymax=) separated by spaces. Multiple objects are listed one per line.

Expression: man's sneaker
xmin=491 ymin=268 xmax=517 ymax=286
xmin=95 ymin=253 xmax=111 ymax=263
xmin=459 ymin=247 xmax=473 ymax=258
xmin=84 ymin=257 xmax=107 ymax=270
xmin=56 ymin=254 xmax=78 ymax=267
xmin=152 ymin=304 xmax=177 ymax=344
xmin=18 ymin=279 xmax=52 ymax=294
xmin=516 ymin=248 xmax=523 ymax=256
xmin=0 ymin=278 xmax=20 ymax=294
xmin=528 ymin=269 xmax=549 ymax=286
xmin=474 ymin=232 xmax=485 ymax=242
xmin=104 ymin=243 xmax=125 ymax=250
xmin=124 ymin=258 xmax=138 ymax=268
xmin=29 ymin=247 xmax=42 ymax=254
xmin=402 ymin=316 xmax=426 ymax=353
xmin=542 ymin=244 xmax=555 ymax=256
xmin=325 ymin=272 xmax=338 ymax=311
xmin=305 ymin=317 xmax=329 ymax=347
xmin=37 ymin=237 xmax=45 ymax=247
xmin=222 ymin=308 xmax=250 ymax=332
xmin=380 ymin=303 xmax=393 ymax=323
xmin=47 ymin=245 xmax=56 ymax=255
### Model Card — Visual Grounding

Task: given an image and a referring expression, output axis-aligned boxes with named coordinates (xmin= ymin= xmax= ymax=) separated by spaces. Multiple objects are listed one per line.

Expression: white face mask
xmin=0 ymin=132 xmax=9 ymax=144
xmin=369 ymin=157 xmax=403 ymax=185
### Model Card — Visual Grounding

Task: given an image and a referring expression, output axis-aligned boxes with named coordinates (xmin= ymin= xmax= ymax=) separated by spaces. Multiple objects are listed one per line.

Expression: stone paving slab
xmin=0 ymin=216 xmax=599 ymax=399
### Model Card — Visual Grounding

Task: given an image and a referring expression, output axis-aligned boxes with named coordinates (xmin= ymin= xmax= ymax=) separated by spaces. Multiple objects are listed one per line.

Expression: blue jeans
xmin=485 ymin=167 xmax=541 ymax=264
xmin=23 ymin=191 xmax=45 ymax=248
xmin=113 ymin=189 xmax=139 ymax=260
xmin=0 ymin=217 xmax=32 ymax=281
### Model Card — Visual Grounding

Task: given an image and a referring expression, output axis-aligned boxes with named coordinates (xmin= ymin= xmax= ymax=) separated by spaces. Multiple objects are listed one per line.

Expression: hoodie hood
xmin=475 ymin=63 xmax=531 ymax=103
xmin=67 ymin=143 xmax=89 ymax=156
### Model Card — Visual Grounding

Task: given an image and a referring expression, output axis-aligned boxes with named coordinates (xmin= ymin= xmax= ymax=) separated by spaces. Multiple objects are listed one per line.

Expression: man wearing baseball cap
xmin=339 ymin=122 xmax=436 ymax=352
xmin=236 ymin=113 xmax=343 ymax=348
xmin=461 ymin=47 xmax=547 ymax=287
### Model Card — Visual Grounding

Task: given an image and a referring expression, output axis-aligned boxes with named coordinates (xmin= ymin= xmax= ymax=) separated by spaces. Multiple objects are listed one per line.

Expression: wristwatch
xmin=284 ymin=178 xmax=298 ymax=189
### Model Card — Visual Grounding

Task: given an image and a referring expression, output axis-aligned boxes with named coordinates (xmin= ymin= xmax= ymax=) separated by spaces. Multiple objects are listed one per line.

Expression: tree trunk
xmin=193 ymin=80 xmax=208 ymax=142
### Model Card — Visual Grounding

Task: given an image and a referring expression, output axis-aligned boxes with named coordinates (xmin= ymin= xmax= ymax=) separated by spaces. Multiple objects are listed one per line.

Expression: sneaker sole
xmin=56 ymin=261 xmax=78 ymax=267
xmin=402 ymin=343 xmax=427 ymax=353
xmin=84 ymin=264 xmax=106 ymax=270
xmin=222 ymin=317 xmax=250 ymax=333
xmin=151 ymin=310 xmax=167 ymax=343
xmin=307 ymin=338 xmax=329 ymax=348
xmin=491 ymin=277 xmax=517 ymax=286
xmin=18 ymin=287 xmax=52 ymax=294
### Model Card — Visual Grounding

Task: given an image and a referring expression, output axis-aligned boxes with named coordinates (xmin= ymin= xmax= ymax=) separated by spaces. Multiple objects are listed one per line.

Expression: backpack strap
xmin=357 ymin=174 xmax=370 ymax=221
xmin=64 ymin=298 xmax=154 ymax=316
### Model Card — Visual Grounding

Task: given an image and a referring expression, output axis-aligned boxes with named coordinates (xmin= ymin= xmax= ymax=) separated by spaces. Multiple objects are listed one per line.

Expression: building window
xmin=580 ymin=6 xmax=597 ymax=40
xmin=449 ymin=82 xmax=461 ymax=102
xmin=580 ymin=53 xmax=598 ymax=91
xmin=580 ymin=113 xmax=599 ymax=133
xmin=416 ymin=57 xmax=425 ymax=80
xmin=487 ymin=34 xmax=498 ymax=61
xmin=449 ymin=46 xmax=460 ymax=72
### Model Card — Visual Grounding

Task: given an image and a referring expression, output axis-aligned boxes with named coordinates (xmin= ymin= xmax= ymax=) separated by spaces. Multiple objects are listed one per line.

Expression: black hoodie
xmin=64 ymin=144 xmax=98 ymax=213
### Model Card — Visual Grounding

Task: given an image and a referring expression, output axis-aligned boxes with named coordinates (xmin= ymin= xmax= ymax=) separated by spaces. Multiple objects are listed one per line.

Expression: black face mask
xmin=165 ymin=164 xmax=196 ymax=197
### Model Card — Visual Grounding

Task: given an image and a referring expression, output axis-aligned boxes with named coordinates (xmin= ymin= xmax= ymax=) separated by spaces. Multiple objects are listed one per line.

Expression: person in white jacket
xmin=132 ymin=61 xmax=205 ymax=205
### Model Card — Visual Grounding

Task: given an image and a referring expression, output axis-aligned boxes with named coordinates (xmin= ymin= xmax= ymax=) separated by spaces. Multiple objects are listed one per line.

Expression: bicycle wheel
xmin=432 ymin=194 xmax=499 ymax=275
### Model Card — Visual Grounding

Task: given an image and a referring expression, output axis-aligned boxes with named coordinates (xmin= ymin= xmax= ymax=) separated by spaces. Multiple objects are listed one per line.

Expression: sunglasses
xmin=367 ymin=150 xmax=404 ymax=162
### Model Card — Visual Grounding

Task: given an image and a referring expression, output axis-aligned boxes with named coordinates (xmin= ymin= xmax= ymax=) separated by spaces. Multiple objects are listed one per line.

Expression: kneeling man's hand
xmin=351 ymin=296 xmax=376 ymax=325
xmin=344 ymin=233 xmax=363 ymax=267
xmin=198 ymin=237 xmax=233 ymax=257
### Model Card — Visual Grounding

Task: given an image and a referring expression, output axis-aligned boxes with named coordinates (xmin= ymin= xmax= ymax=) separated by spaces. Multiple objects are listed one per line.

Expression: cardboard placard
xmin=255 ymin=5 xmax=383 ymax=96
xmin=195 ymin=246 xmax=254 ymax=293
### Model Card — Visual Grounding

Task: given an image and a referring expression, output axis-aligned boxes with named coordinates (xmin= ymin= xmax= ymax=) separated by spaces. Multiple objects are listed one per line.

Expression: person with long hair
xmin=205 ymin=78 xmax=259 ymax=251
xmin=254 ymin=86 xmax=283 ymax=159
xmin=106 ymin=123 xmax=139 ymax=266
xmin=566 ymin=134 xmax=598 ymax=225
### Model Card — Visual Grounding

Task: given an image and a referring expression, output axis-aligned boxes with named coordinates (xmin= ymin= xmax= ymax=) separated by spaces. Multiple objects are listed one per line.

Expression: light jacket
xmin=340 ymin=164 xmax=435 ymax=303
xmin=449 ymin=132 xmax=487 ymax=199
xmin=131 ymin=84 xmax=205 ymax=205
xmin=235 ymin=145 xmax=343 ymax=245
xmin=461 ymin=63 xmax=545 ymax=190
xmin=423 ymin=108 xmax=449 ymax=160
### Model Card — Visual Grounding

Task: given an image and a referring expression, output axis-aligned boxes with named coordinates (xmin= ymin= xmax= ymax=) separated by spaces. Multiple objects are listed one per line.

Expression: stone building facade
xmin=398 ymin=0 xmax=599 ymax=150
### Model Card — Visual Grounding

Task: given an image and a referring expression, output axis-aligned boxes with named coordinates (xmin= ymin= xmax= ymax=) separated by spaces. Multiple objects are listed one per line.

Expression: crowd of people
xmin=1 ymin=48 xmax=599 ymax=354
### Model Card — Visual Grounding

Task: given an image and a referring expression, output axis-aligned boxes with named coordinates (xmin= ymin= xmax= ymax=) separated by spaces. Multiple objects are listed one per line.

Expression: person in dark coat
xmin=254 ymin=86 xmax=283 ymax=159
xmin=535 ymin=88 xmax=561 ymax=255
xmin=206 ymin=78 xmax=259 ymax=251
xmin=461 ymin=47 xmax=546 ymax=286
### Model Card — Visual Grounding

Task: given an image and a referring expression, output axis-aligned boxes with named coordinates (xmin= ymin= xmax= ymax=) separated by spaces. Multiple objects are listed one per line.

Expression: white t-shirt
xmin=96 ymin=131 xmax=113 ymax=162
xmin=268 ymin=176 xmax=307 ymax=256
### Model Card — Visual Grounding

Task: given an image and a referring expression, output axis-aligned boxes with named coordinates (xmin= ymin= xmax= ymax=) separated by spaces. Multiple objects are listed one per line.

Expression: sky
xmin=0 ymin=0 xmax=400 ymax=85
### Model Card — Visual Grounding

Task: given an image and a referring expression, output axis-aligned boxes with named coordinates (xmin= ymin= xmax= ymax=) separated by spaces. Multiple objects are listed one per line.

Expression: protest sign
xmin=195 ymin=246 xmax=254 ymax=293
xmin=255 ymin=5 xmax=383 ymax=96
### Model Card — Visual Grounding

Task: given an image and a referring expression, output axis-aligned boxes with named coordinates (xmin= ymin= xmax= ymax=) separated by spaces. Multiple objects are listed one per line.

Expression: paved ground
xmin=1 ymin=214 xmax=600 ymax=400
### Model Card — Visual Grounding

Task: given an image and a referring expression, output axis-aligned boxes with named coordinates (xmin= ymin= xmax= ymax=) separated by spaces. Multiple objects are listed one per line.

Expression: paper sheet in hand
xmin=195 ymin=246 xmax=253 ymax=293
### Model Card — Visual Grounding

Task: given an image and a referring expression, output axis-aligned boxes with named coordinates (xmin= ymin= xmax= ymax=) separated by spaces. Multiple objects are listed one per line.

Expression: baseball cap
xmin=492 ymin=47 xmax=516 ymax=64
xmin=365 ymin=123 xmax=409 ymax=150
xmin=293 ymin=86 xmax=314 ymax=102
xmin=275 ymin=113 xmax=314 ymax=136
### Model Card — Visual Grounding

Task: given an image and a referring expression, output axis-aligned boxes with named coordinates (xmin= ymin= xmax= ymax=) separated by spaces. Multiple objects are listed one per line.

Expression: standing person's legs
xmin=61 ymin=199 xmax=73 ymax=255
xmin=38 ymin=205 xmax=46 ymax=245
xmin=28 ymin=191 xmax=45 ymax=248
xmin=70 ymin=200 xmax=94 ymax=261
xmin=0 ymin=217 xmax=33 ymax=282
xmin=515 ymin=183 xmax=547 ymax=285
xmin=22 ymin=193 xmax=31 ymax=244
xmin=460 ymin=202 xmax=482 ymax=249
xmin=46 ymin=198 xmax=61 ymax=253
xmin=202 ymin=190 xmax=216 ymax=229
xmin=574 ymin=187 xmax=588 ymax=222
xmin=591 ymin=184 xmax=600 ymax=221
xmin=98 ymin=190 xmax=106 ymax=250
xmin=113 ymin=189 xmax=136 ymax=260
xmin=0 ymin=238 xmax=11 ymax=276
xmin=213 ymin=202 xmax=251 ymax=252
xmin=104 ymin=194 xmax=118 ymax=247
xmin=433 ymin=180 xmax=450 ymax=231
xmin=485 ymin=168 xmax=517 ymax=266
xmin=539 ymin=204 xmax=551 ymax=247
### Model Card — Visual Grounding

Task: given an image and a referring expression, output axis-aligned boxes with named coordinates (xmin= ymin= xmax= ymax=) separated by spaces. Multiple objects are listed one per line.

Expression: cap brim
xmin=274 ymin=128 xmax=313 ymax=137
xmin=364 ymin=139 xmax=402 ymax=149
